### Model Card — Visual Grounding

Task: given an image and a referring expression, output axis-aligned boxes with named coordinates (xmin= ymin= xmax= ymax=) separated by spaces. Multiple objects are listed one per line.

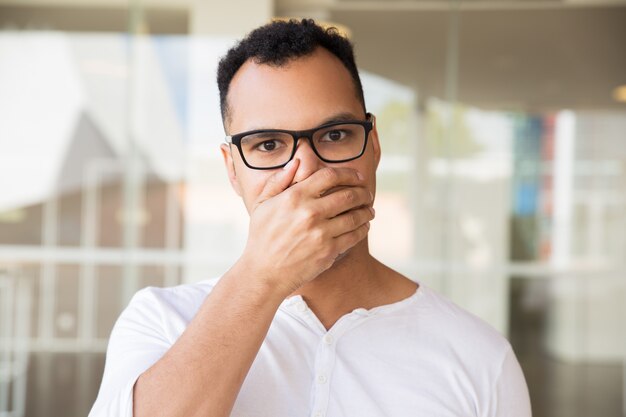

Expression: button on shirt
xmin=89 ymin=278 xmax=531 ymax=417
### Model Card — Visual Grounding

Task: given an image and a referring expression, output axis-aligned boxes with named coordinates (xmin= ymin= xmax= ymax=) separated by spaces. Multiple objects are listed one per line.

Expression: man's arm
xmin=133 ymin=263 xmax=288 ymax=417
xmin=132 ymin=160 xmax=374 ymax=417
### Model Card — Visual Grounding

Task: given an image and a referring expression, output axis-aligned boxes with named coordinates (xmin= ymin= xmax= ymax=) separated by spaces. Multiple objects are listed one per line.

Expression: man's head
xmin=217 ymin=18 xmax=366 ymax=129
xmin=217 ymin=18 xmax=380 ymax=215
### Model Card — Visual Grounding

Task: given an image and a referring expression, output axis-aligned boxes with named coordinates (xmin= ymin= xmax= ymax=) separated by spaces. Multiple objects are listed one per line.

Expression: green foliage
xmin=376 ymin=101 xmax=412 ymax=154
xmin=425 ymin=101 xmax=485 ymax=158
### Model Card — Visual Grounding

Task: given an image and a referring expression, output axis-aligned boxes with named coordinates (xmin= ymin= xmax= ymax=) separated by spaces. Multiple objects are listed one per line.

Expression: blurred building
xmin=0 ymin=1 xmax=625 ymax=417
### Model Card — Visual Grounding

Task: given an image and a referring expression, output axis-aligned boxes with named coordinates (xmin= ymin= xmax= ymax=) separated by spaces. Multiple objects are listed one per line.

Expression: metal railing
xmin=0 ymin=268 xmax=31 ymax=417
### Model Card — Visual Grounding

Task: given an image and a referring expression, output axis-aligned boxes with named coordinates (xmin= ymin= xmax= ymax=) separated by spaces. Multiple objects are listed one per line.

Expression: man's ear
xmin=371 ymin=121 xmax=382 ymax=169
xmin=221 ymin=143 xmax=243 ymax=196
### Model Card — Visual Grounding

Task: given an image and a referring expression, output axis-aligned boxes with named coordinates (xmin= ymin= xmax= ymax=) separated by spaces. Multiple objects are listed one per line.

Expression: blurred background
xmin=0 ymin=0 xmax=625 ymax=416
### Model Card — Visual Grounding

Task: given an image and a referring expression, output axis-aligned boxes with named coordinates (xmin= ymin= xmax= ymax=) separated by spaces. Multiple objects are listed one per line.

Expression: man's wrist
xmin=226 ymin=258 xmax=297 ymax=305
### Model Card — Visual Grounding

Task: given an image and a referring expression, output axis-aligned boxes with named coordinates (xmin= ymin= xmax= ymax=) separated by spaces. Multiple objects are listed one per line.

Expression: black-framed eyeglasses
xmin=225 ymin=113 xmax=375 ymax=170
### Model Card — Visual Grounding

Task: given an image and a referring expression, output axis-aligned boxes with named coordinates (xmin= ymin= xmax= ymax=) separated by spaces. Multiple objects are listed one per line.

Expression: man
xmin=90 ymin=19 xmax=531 ymax=417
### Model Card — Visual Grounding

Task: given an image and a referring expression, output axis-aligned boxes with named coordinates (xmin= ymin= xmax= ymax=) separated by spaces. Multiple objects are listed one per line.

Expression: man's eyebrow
xmin=318 ymin=112 xmax=363 ymax=125
xmin=238 ymin=112 xmax=364 ymax=133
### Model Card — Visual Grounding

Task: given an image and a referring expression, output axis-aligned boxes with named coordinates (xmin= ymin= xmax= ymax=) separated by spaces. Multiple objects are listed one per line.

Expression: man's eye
xmin=255 ymin=140 xmax=281 ymax=152
xmin=323 ymin=130 xmax=346 ymax=142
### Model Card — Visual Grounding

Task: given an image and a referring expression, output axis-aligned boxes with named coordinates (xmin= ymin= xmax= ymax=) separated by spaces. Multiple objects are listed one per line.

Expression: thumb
xmin=257 ymin=158 xmax=300 ymax=204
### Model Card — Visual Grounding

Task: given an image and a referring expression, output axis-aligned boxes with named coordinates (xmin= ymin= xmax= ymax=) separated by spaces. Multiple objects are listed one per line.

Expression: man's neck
xmin=288 ymin=241 xmax=418 ymax=330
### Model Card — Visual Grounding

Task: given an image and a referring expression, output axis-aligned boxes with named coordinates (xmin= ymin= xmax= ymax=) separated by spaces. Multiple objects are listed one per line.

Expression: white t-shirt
xmin=89 ymin=277 xmax=531 ymax=417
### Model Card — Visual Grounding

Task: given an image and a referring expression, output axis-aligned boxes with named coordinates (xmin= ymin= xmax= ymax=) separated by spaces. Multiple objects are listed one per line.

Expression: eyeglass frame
xmin=225 ymin=113 xmax=375 ymax=170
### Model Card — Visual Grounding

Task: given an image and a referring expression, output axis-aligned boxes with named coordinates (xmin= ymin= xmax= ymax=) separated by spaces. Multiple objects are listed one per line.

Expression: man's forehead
xmin=238 ymin=111 xmax=365 ymax=133
xmin=224 ymin=48 xmax=363 ymax=133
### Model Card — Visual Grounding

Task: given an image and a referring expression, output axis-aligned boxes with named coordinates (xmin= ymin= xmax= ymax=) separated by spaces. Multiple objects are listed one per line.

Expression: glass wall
xmin=0 ymin=1 xmax=624 ymax=417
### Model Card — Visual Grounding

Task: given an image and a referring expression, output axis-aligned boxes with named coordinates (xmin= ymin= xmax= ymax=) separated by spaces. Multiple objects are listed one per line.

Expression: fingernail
xmin=369 ymin=191 xmax=374 ymax=201
xmin=369 ymin=207 xmax=375 ymax=216
xmin=366 ymin=222 xmax=371 ymax=229
xmin=283 ymin=160 xmax=294 ymax=170
xmin=357 ymin=171 xmax=364 ymax=180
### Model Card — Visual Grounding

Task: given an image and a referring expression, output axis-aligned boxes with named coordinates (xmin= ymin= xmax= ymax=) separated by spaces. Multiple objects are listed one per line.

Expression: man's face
xmin=220 ymin=47 xmax=381 ymax=213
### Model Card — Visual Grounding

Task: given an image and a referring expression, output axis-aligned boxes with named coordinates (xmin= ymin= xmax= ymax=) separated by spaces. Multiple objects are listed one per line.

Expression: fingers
xmin=326 ymin=205 xmax=375 ymax=238
xmin=319 ymin=186 xmax=373 ymax=219
xmin=256 ymin=159 xmax=300 ymax=205
xmin=333 ymin=221 xmax=371 ymax=256
xmin=303 ymin=167 xmax=366 ymax=198
xmin=326 ymin=205 xmax=374 ymax=259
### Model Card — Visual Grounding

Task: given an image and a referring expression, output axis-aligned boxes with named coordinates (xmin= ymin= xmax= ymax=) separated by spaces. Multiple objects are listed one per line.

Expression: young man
xmin=90 ymin=19 xmax=531 ymax=417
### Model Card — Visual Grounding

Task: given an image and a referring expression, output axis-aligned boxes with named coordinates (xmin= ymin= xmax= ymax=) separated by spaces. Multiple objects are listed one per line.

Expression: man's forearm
xmin=133 ymin=261 xmax=288 ymax=417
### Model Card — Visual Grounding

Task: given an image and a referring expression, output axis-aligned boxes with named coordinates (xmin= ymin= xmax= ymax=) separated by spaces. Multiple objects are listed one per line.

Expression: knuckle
xmin=341 ymin=189 xmax=357 ymax=204
xmin=310 ymin=228 xmax=326 ymax=246
xmin=302 ymin=206 xmax=320 ymax=222
xmin=346 ymin=212 xmax=359 ymax=229
xmin=320 ymin=167 xmax=338 ymax=183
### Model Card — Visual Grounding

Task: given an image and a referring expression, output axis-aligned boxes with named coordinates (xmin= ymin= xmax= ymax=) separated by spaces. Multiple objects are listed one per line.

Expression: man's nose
xmin=291 ymin=137 xmax=325 ymax=184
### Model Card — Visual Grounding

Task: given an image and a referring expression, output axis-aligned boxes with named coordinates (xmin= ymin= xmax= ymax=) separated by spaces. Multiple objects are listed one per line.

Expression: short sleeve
xmin=491 ymin=345 xmax=532 ymax=417
xmin=88 ymin=288 xmax=174 ymax=417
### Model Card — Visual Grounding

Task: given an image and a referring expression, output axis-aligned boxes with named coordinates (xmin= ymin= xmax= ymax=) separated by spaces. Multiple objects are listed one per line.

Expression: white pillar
xmin=552 ymin=110 xmax=576 ymax=268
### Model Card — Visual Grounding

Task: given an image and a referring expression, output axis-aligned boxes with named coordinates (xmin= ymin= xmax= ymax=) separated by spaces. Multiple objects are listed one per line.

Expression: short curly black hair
xmin=217 ymin=18 xmax=366 ymax=125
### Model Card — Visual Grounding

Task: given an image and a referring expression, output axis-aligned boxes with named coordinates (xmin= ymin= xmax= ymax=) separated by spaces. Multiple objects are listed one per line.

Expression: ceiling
xmin=276 ymin=1 xmax=626 ymax=112
xmin=327 ymin=5 xmax=626 ymax=112
xmin=1 ymin=0 xmax=625 ymax=111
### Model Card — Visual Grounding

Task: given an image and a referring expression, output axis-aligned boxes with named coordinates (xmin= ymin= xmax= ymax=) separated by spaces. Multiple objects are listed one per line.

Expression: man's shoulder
xmin=142 ymin=276 xmax=219 ymax=296
xmin=414 ymin=284 xmax=513 ymax=355
xmin=126 ymin=277 xmax=220 ymax=321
